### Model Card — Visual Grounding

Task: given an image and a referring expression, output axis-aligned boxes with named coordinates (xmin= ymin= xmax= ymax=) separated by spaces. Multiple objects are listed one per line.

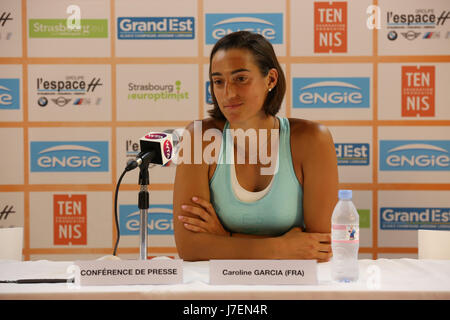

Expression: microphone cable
xmin=113 ymin=167 xmax=128 ymax=257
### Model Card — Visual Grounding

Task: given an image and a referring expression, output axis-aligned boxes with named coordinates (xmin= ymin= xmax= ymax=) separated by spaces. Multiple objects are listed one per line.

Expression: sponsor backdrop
xmin=0 ymin=0 xmax=449 ymax=261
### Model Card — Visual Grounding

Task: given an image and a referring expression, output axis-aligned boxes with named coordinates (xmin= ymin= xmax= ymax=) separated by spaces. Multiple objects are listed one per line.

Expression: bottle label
xmin=332 ymin=224 xmax=359 ymax=243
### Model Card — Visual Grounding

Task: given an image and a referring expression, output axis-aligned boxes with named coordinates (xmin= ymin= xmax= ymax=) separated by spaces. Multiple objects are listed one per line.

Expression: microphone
xmin=125 ymin=129 xmax=181 ymax=171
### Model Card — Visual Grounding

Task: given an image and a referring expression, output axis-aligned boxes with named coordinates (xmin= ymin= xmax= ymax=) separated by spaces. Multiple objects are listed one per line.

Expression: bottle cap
xmin=338 ymin=189 xmax=352 ymax=200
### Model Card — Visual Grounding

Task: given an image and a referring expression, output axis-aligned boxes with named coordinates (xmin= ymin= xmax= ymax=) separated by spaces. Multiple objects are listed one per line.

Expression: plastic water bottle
xmin=331 ymin=190 xmax=359 ymax=283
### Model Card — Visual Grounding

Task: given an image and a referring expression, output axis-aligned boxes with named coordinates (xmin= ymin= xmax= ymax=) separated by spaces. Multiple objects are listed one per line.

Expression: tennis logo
xmin=379 ymin=140 xmax=450 ymax=171
xmin=314 ymin=1 xmax=347 ymax=53
xmin=205 ymin=13 xmax=283 ymax=44
xmin=401 ymin=66 xmax=435 ymax=117
xmin=53 ymin=194 xmax=87 ymax=245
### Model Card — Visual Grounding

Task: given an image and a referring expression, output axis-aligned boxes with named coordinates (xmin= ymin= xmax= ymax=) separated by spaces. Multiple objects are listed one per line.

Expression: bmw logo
xmin=387 ymin=31 xmax=398 ymax=41
xmin=38 ymin=97 xmax=48 ymax=107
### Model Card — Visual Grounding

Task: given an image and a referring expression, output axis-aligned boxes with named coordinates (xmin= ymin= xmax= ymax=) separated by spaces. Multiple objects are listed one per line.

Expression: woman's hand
xmin=179 ymin=196 xmax=230 ymax=237
xmin=279 ymin=227 xmax=332 ymax=262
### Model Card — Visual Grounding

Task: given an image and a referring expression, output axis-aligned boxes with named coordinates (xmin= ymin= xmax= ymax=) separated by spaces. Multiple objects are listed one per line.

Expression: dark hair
xmin=207 ymin=31 xmax=286 ymax=120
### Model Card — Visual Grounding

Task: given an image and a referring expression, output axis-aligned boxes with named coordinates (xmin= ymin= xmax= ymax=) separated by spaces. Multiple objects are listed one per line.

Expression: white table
xmin=0 ymin=259 xmax=449 ymax=300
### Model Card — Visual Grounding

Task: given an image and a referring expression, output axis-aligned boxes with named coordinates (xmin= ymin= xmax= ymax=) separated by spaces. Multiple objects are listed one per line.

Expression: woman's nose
xmin=224 ymin=81 xmax=237 ymax=98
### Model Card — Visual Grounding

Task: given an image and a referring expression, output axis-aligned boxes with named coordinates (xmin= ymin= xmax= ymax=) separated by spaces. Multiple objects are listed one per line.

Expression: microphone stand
xmin=137 ymin=152 xmax=152 ymax=260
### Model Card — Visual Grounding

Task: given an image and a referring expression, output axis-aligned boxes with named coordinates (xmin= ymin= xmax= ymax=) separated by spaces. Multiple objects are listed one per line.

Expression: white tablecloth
xmin=0 ymin=259 xmax=449 ymax=300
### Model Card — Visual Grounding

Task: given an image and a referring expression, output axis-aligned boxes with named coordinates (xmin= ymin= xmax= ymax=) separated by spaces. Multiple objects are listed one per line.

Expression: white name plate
xmin=73 ymin=259 xmax=183 ymax=286
xmin=210 ymin=260 xmax=318 ymax=285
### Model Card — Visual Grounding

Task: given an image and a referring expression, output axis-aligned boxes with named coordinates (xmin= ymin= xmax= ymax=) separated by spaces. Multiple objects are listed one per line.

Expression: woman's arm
xmin=172 ymin=120 xmax=279 ymax=261
xmin=173 ymin=120 xmax=336 ymax=262
xmin=299 ymin=122 xmax=339 ymax=233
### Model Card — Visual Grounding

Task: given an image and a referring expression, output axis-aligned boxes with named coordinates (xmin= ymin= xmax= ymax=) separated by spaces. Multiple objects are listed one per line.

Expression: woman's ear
xmin=267 ymin=68 xmax=278 ymax=91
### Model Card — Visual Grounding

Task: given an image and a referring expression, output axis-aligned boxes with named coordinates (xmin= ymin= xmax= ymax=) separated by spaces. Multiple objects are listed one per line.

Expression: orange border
xmin=0 ymin=0 xmax=449 ymax=260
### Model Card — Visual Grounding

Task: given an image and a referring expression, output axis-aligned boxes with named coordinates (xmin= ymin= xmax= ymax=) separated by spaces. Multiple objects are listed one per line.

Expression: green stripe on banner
xmin=358 ymin=209 xmax=371 ymax=229
xmin=29 ymin=19 xmax=108 ymax=38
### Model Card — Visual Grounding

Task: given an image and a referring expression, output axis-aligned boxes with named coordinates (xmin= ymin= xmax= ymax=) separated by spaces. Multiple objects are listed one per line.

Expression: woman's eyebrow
xmin=211 ymin=68 xmax=251 ymax=77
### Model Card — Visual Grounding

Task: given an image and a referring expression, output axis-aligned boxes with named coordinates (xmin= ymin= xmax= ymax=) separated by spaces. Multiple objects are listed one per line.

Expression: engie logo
xmin=314 ymin=1 xmax=347 ymax=53
xmin=117 ymin=17 xmax=195 ymax=39
xmin=53 ymin=194 xmax=87 ymax=245
xmin=205 ymin=13 xmax=283 ymax=44
xmin=119 ymin=204 xmax=174 ymax=235
xmin=380 ymin=207 xmax=450 ymax=230
xmin=380 ymin=140 xmax=450 ymax=171
xmin=335 ymin=143 xmax=370 ymax=165
xmin=206 ymin=81 xmax=212 ymax=104
xmin=292 ymin=77 xmax=370 ymax=108
xmin=0 ymin=78 xmax=20 ymax=110
xmin=30 ymin=141 xmax=109 ymax=172
xmin=401 ymin=66 xmax=435 ymax=117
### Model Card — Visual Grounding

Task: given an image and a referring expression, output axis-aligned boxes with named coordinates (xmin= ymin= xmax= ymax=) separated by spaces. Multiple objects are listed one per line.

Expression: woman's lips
xmin=224 ymin=103 xmax=243 ymax=109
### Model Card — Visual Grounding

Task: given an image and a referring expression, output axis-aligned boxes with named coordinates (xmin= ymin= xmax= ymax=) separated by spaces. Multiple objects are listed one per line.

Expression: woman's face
xmin=210 ymin=48 xmax=274 ymax=124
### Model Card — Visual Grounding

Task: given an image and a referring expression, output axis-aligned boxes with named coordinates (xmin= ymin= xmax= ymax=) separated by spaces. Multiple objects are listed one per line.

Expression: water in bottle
xmin=331 ymin=190 xmax=359 ymax=283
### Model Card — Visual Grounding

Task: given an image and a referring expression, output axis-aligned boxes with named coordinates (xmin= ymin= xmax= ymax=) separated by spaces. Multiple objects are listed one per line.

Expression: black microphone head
xmin=139 ymin=132 xmax=173 ymax=166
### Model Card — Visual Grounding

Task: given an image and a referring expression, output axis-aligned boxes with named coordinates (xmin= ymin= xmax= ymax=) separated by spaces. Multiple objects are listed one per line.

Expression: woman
xmin=173 ymin=31 xmax=338 ymax=262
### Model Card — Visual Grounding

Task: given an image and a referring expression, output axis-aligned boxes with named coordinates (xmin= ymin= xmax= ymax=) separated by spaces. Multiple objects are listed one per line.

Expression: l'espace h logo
xmin=205 ymin=13 xmax=283 ymax=44
xmin=292 ymin=77 xmax=370 ymax=108
xmin=119 ymin=204 xmax=174 ymax=235
xmin=379 ymin=140 xmax=450 ymax=171
xmin=0 ymin=78 xmax=20 ymax=110
xmin=30 ymin=141 xmax=109 ymax=172
xmin=117 ymin=17 xmax=195 ymax=39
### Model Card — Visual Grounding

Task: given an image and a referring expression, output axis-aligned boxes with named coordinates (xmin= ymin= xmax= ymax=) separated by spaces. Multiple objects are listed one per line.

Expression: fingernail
xmin=181 ymin=205 xmax=187 ymax=209
xmin=192 ymin=196 xmax=198 ymax=201
xmin=178 ymin=216 xmax=184 ymax=220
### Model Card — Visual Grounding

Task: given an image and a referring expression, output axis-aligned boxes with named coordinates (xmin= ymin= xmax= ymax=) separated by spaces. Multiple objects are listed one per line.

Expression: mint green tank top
xmin=209 ymin=116 xmax=304 ymax=236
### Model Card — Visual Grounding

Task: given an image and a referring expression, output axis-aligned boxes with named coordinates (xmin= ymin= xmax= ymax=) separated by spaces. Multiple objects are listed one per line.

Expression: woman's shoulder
xmin=287 ymin=117 xmax=332 ymax=143
xmin=286 ymin=117 xmax=336 ymax=170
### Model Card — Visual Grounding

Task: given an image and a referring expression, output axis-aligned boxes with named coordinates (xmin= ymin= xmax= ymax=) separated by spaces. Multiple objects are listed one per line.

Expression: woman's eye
xmin=213 ymin=79 xmax=223 ymax=85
